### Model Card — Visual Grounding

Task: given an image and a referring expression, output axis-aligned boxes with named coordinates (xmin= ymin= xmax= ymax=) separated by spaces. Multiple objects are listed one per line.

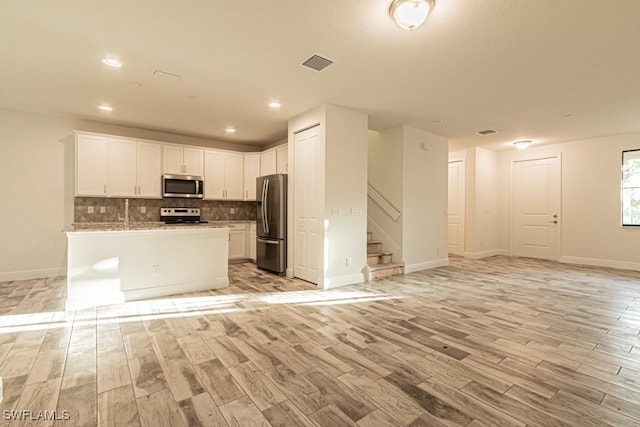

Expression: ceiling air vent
xmin=477 ymin=129 xmax=497 ymax=136
xmin=302 ymin=54 xmax=333 ymax=71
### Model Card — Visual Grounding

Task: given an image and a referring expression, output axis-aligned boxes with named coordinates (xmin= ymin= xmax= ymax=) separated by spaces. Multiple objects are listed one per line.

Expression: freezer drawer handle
xmin=257 ymin=238 xmax=279 ymax=245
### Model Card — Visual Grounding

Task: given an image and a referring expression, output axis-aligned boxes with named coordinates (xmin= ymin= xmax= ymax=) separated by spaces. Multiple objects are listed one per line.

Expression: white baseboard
xmin=463 ymin=249 xmax=509 ymax=259
xmin=404 ymin=258 xmax=450 ymax=274
xmin=124 ymin=277 xmax=229 ymax=301
xmin=0 ymin=267 xmax=66 ymax=282
xmin=286 ymin=268 xmax=294 ymax=278
xmin=323 ymin=273 xmax=366 ymax=289
xmin=559 ymin=256 xmax=640 ymax=272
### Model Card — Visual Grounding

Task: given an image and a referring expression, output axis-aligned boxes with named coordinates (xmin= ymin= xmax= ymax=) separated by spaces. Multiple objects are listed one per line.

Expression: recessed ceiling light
xmin=225 ymin=127 xmax=236 ymax=134
xmin=513 ymin=140 xmax=532 ymax=150
xmin=98 ymin=105 xmax=113 ymax=112
xmin=268 ymin=101 xmax=281 ymax=109
xmin=102 ymin=58 xmax=122 ymax=68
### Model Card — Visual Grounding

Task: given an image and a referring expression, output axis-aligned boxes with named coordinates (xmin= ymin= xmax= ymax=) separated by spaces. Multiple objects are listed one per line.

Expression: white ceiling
xmin=2 ymin=0 xmax=640 ymax=151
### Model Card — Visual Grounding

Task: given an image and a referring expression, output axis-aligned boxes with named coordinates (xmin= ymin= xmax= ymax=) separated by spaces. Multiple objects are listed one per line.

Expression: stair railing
xmin=368 ymin=183 xmax=401 ymax=222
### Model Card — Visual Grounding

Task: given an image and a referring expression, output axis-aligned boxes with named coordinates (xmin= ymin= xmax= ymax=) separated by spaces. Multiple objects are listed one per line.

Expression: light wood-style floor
xmin=1 ymin=256 xmax=640 ymax=426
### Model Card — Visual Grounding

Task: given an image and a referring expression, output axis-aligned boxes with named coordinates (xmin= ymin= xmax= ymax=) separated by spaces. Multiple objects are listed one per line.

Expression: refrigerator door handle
xmin=265 ymin=179 xmax=270 ymax=234
xmin=261 ymin=180 xmax=267 ymax=234
xmin=257 ymin=238 xmax=279 ymax=244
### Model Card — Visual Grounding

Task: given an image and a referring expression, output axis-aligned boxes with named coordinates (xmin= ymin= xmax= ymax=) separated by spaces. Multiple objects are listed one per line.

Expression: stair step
xmin=367 ymin=240 xmax=383 ymax=254
xmin=367 ymin=252 xmax=393 ymax=266
xmin=369 ymin=262 xmax=404 ymax=280
xmin=368 ymin=262 xmax=404 ymax=272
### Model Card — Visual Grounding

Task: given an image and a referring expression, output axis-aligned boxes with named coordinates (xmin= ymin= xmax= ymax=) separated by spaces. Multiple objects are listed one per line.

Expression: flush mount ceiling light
xmin=225 ymin=126 xmax=236 ymax=134
xmin=389 ymin=0 xmax=435 ymax=31
xmin=102 ymin=57 xmax=122 ymax=68
xmin=268 ymin=101 xmax=281 ymax=109
xmin=514 ymin=140 xmax=532 ymax=150
xmin=98 ymin=105 xmax=113 ymax=112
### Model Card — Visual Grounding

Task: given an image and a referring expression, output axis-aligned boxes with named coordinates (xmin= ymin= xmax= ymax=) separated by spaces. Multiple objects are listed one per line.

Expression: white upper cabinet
xmin=243 ymin=153 xmax=260 ymax=201
xmin=204 ymin=151 xmax=225 ymax=199
xmin=76 ymin=133 xmax=162 ymax=198
xmin=183 ymin=147 xmax=204 ymax=176
xmin=260 ymin=149 xmax=277 ymax=176
xmin=137 ymin=142 xmax=162 ymax=198
xmin=77 ymin=134 xmax=108 ymax=196
xmin=108 ymin=138 xmax=137 ymax=197
xmin=163 ymin=144 xmax=204 ymax=176
xmin=225 ymin=153 xmax=244 ymax=199
xmin=276 ymin=144 xmax=288 ymax=174
xmin=205 ymin=150 xmax=244 ymax=200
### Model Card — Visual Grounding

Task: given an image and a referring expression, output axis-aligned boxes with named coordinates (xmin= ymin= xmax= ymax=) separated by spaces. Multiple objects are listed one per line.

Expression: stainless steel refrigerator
xmin=256 ymin=174 xmax=287 ymax=274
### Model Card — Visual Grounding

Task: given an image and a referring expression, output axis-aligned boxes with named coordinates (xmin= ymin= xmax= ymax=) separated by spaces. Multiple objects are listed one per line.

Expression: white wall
xmin=472 ymin=147 xmax=498 ymax=256
xmin=0 ymin=110 xmax=72 ymax=280
xmin=0 ymin=108 xmax=264 ymax=281
xmin=402 ymin=126 xmax=449 ymax=272
xmin=287 ymin=104 xmax=368 ymax=289
xmin=323 ymin=105 xmax=368 ymax=287
xmin=497 ymin=133 xmax=640 ymax=270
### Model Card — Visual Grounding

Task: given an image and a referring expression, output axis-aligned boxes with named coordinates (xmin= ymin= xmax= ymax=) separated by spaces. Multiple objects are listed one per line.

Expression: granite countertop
xmin=70 ymin=220 xmax=255 ymax=232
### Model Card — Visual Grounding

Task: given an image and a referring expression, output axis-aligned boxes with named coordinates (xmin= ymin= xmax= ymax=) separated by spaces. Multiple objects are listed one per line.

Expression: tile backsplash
xmin=75 ymin=197 xmax=256 ymax=223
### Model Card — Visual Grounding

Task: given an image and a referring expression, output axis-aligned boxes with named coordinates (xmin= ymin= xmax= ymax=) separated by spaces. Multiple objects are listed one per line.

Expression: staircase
xmin=366 ymin=231 xmax=404 ymax=281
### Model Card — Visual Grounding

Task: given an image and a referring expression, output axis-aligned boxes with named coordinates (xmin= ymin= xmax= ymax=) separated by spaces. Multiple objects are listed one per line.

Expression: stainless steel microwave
xmin=162 ymin=174 xmax=204 ymax=198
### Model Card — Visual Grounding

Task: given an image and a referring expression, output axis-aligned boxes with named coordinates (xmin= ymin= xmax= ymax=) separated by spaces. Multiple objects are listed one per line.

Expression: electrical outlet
xmin=140 ymin=206 xmax=146 ymax=214
xmin=99 ymin=206 xmax=106 ymax=213
xmin=230 ymin=208 xmax=235 ymax=214
xmin=87 ymin=206 xmax=94 ymax=214
xmin=152 ymin=265 xmax=160 ymax=276
xmin=345 ymin=257 xmax=352 ymax=266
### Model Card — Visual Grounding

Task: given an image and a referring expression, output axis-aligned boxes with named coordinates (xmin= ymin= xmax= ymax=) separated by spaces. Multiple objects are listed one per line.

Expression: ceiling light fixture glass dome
xmin=513 ymin=140 xmax=532 ymax=150
xmin=389 ymin=0 xmax=435 ymax=31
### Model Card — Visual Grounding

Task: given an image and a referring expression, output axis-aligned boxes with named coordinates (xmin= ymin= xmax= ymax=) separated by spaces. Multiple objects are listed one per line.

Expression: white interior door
xmin=512 ymin=156 xmax=560 ymax=260
xmin=448 ymin=160 xmax=465 ymax=255
xmin=294 ymin=126 xmax=321 ymax=285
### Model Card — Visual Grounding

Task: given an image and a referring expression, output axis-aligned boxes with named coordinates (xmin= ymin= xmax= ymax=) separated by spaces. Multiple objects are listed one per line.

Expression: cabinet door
xmin=225 ymin=153 xmax=244 ymax=200
xmin=137 ymin=142 xmax=162 ymax=198
xmin=243 ymin=154 xmax=260 ymax=201
xmin=276 ymin=145 xmax=288 ymax=174
xmin=260 ymin=150 xmax=277 ymax=176
xmin=248 ymin=223 xmax=257 ymax=262
xmin=228 ymin=229 xmax=247 ymax=259
xmin=204 ymin=150 xmax=225 ymax=200
xmin=163 ymin=145 xmax=184 ymax=175
xmin=108 ymin=139 xmax=137 ymax=197
xmin=77 ymin=134 xmax=108 ymax=196
xmin=184 ymin=147 xmax=204 ymax=176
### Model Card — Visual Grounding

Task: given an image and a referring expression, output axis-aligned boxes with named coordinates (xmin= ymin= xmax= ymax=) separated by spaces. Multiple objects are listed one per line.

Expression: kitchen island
xmin=66 ymin=225 xmax=229 ymax=310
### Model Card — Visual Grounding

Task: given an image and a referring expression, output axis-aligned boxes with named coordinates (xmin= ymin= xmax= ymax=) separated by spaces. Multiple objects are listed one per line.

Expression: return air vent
xmin=302 ymin=54 xmax=333 ymax=71
xmin=477 ymin=129 xmax=497 ymax=136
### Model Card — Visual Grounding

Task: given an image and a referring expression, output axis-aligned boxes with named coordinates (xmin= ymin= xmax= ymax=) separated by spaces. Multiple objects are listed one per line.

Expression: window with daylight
xmin=622 ymin=149 xmax=640 ymax=226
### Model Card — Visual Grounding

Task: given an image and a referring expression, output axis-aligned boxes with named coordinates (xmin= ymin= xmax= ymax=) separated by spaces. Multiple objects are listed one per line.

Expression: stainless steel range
xmin=160 ymin=207 xmax=208 ymax=224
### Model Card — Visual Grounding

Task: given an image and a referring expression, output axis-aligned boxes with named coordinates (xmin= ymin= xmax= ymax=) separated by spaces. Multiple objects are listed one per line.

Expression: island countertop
xmin=68 ymin=220 xmax=255 ymax=232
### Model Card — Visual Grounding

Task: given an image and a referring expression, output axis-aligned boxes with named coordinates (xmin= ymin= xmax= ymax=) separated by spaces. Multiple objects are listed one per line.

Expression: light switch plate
xmin=331 ymin=207 xmax=340 ymax=215
xmin=140 ymin=207 xmax=146 ymax=214
xmin=351 ymin=207 xmax=362 ymax=216
xmin=87 ymin=206 xmax=94 ymax=214
xmin=99 ymin=206 xmax=106 ymax=213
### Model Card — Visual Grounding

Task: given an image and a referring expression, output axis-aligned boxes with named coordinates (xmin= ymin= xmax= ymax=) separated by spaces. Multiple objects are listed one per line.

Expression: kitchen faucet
xmin=118 ymin=199 xmax=130 ymax=230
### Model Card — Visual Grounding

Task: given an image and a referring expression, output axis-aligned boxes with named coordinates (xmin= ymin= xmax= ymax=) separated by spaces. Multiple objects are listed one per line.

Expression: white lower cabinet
xmin=248 ymin=222 xmax=256 ymax=262
xmin=228 ymin=224 xmax=247 ymax=260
